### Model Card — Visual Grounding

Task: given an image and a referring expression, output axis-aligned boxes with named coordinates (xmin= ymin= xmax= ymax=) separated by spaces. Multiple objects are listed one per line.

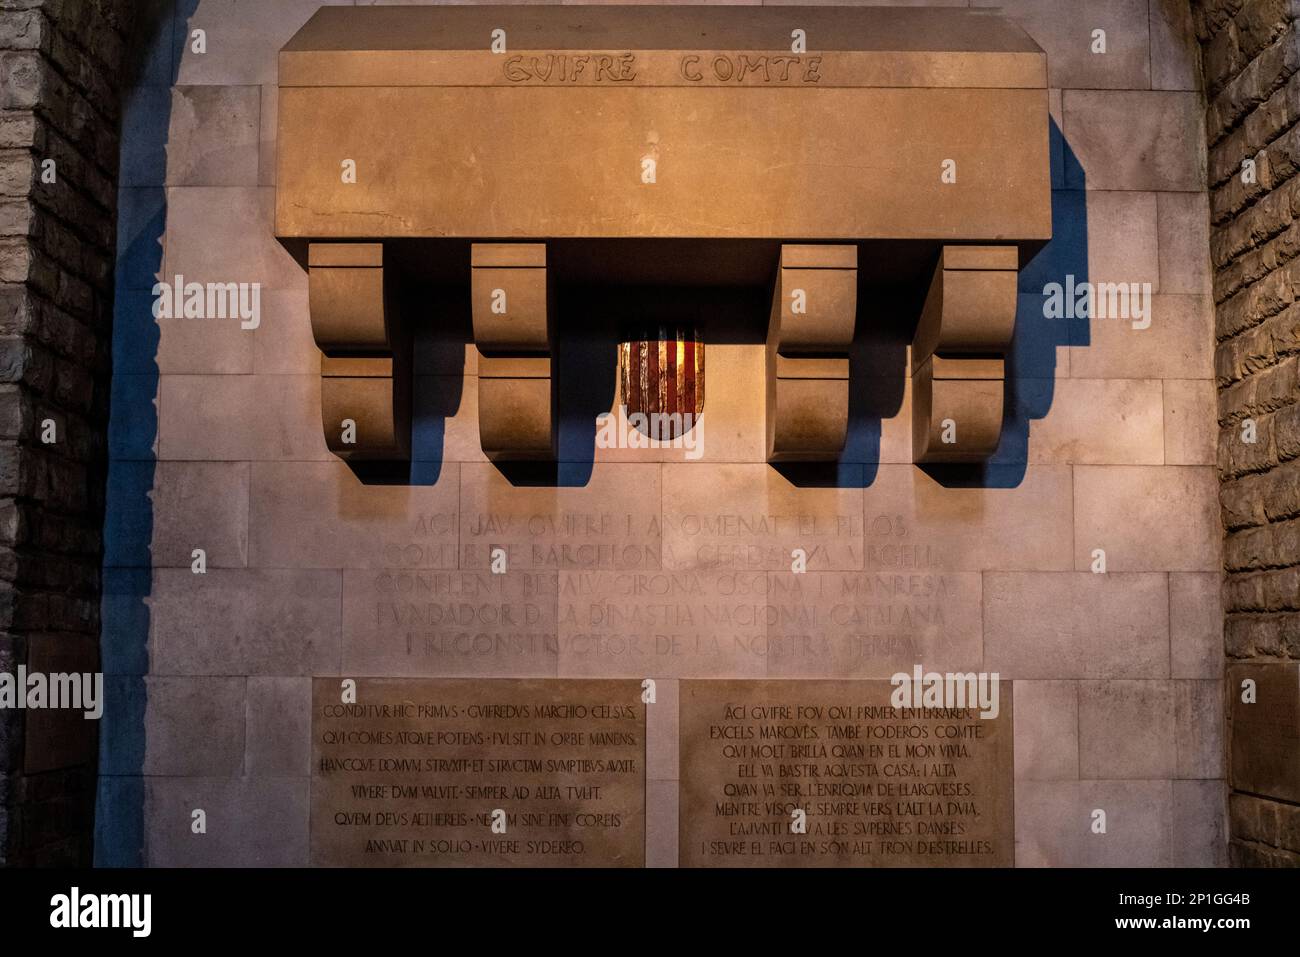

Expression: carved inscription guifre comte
xmin=500 ymin=52 xmax=826 ymax=84
xmin=276 ymin=6 xmax=1051 ymax=470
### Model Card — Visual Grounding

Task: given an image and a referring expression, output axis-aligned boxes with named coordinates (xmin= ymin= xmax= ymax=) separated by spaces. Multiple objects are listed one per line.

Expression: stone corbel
xmin=308 ymin=243 xmax=410 ymax=463
xmin=765 ymin=244 xmax=857 ymax=462
xmin=910 ymin=246 xmax=1018 ymax=463
xmin=471 ymin=243 xmax=555 ymax=460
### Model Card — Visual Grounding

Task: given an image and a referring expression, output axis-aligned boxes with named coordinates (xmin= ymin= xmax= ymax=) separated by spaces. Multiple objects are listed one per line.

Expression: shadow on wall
xmin=95 ymin=0 xmax=200 ymax=869
xmin=919 ymin=118 xmax=1091 ymax=490
xmin=407 ymin=124 xmax=1091 ymax=490
xmin=439 ymin=117 xmax=1092 ymax=492
xmin=404 ymin=112 xmax=1089 ymax=491
xmin=771 ymin=118 xmax=1091 ymax=491
xmin=548 ymin=283 xmax=769 ymax=489
xmin=408 ymin=281 xmax=467 ymax=487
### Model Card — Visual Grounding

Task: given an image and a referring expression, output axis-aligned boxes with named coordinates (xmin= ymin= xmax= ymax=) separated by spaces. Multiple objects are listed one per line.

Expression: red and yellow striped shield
xmin=618 ymin=326 xmax=704 ymax=439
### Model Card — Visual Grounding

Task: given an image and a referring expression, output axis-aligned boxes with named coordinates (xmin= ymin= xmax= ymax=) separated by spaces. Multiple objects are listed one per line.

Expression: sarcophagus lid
xmin=276 ymin=5 xmax=1051 ymax=248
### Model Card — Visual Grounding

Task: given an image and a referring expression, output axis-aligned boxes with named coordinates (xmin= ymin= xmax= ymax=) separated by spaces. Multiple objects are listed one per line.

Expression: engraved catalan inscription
xmin=503 ymin=52 xmax=638 ymax=83
xmin=496 ymin=52 xmax=825 ymax=85
xmin=679 ymin=679 xmax=1014 ymax=866
xmin=679 ymin=54 xmax=822 ymax=83
xmin=311 ymin=678 xmax=645 ymax=866
xmin=556 ymin=570 xmax=980 ymax=678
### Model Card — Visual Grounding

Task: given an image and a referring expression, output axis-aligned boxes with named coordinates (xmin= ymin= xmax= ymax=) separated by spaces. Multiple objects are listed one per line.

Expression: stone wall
xmin=92 ymin=0 xmax=1229 ymax=868
xmin=1194 ymin=0 xmax=1300 ymax=867
xmin=0 ymin=0 xmax=137 ymax=865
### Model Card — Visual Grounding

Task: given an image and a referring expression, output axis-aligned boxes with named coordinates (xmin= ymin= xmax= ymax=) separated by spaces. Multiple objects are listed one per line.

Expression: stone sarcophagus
xmin=275 ymin=5 xmax=1051 ymax=467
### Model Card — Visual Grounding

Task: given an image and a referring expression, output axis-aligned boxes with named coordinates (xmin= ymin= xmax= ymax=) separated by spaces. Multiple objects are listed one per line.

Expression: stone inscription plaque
xmin=679 ymin=679 xmax=1013 ymax=866
xmin=311 ymin=678 xmax=645 ymax=866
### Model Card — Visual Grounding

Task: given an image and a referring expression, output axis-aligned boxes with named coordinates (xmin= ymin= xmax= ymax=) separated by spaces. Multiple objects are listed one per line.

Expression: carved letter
xmin=504 ymin=56 xmax=528 ymax=82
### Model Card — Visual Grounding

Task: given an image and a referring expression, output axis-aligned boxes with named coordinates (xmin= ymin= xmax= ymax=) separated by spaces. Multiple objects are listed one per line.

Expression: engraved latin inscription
xmin=311 ymin=678 xmax=645 ymax=867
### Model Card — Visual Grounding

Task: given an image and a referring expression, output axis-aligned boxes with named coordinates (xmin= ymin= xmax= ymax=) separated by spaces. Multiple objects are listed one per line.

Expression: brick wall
xmin=0 ymin=0 xmax=136 ymax=866
xmin=1195 ymin=0 xmax=1300 ymax=866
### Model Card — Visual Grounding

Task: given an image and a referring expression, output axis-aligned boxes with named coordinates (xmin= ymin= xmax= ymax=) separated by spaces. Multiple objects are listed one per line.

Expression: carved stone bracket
xmin=910 ymin=245 xmax=1018 ymax=463
xmin=765 ymin=244 xmax=857 ymax=462
xmin=308 ymin=243 xmax=410 ymax=463
xmin=471 ymin=243 xmax=555 ymax=460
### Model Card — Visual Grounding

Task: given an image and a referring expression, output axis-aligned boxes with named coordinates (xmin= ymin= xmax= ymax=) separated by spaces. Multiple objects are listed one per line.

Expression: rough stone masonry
xmin=1196 ymin=0 xmax=1300 ymax=866
xmin=0 ymin=0 xmax=137 ymax=866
